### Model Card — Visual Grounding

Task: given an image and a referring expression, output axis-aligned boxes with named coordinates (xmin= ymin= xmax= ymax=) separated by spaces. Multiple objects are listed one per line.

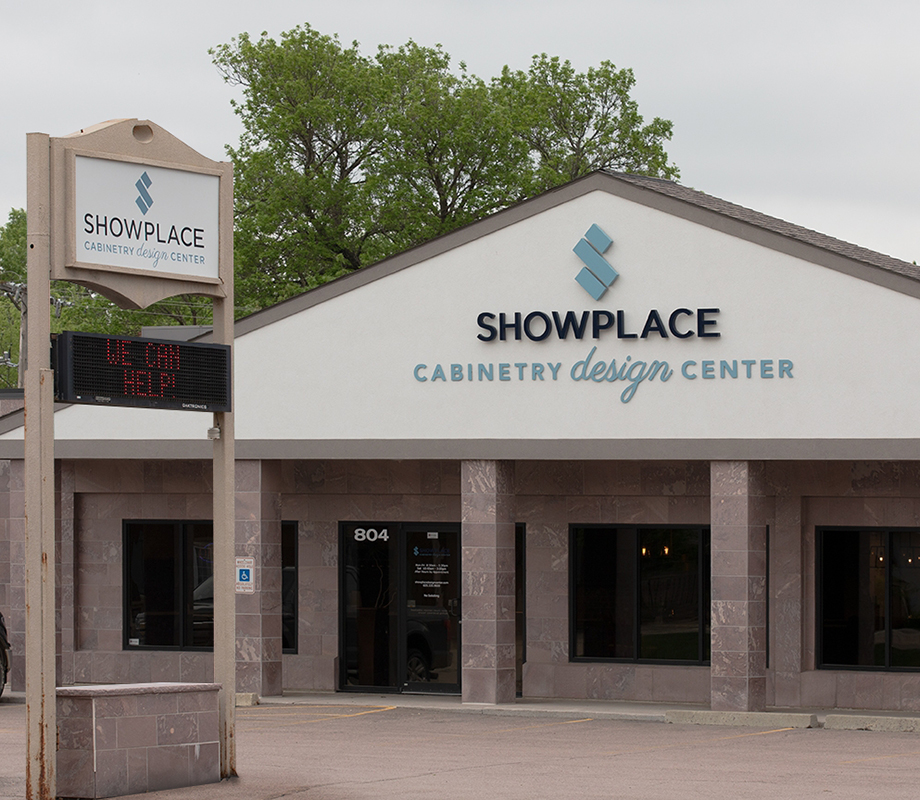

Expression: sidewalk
xmin=7 ymin=686 xmax=920 ymax=731
xmin=258 ymin=689 xmax=920 ymax=732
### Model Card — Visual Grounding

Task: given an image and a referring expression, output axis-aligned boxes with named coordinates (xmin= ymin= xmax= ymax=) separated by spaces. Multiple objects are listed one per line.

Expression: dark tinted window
xmin=124 ymin=521 xmax=213 ymax=650
xmin=820 ymin=528 xmax=920 ymax=669
xmin=572 ymin=526 xmax=710 ymax=663
xmin=282 ymin=521 xmax=298 ymax=653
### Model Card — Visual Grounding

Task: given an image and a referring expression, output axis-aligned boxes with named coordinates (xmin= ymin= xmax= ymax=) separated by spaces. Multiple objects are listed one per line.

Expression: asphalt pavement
xmin=2 ymin=692 xmax=920 ymax=799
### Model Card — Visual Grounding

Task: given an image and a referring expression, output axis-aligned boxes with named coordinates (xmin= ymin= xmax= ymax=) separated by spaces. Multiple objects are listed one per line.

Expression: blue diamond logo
xmin=573 ymin=224 xmax=618 ymax=300
xmin=135 ymin=171 xmax=154 ymax=215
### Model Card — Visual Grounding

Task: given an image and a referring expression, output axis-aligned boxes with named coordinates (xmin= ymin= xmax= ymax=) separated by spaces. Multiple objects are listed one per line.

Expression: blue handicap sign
xmin=238 ymin=568 xmax=251 ymax=582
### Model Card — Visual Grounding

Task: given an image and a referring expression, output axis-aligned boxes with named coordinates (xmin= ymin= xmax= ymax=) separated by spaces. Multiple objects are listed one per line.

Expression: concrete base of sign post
xmin=235 ymin=693 xmax=259 ymax=707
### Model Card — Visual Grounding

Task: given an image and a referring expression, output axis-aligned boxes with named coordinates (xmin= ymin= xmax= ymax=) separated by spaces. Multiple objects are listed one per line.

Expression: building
xmin=2 ymin=170 xmax=920 ymax=712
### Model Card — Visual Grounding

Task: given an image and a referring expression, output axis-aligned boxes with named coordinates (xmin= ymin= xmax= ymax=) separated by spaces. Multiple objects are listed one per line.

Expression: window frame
xmin=569 ymin=524 xmax=711 ymax=666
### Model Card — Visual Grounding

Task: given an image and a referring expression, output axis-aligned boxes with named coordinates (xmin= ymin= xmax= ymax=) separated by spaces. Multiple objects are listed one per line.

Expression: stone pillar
xmin=710 ymin=461 xmax=767 ymax=711
xmin=461 ymin=460 xmax=515 ymax=704
xmin=234 ymin=460 xmax=283 ymax=698
xmin=771 ymin=493 xmax=803 ymax=707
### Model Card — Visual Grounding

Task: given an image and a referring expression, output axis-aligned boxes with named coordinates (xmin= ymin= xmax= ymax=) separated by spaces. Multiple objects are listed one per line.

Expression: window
xmin=819 ymin=528 xmax=920 ymax=669
xmin=570 ymin=525 xmax=710 ymax=663
xmin=282 ymin=520 xmax=298 ymax=653
xmin=124 ymin=519 xmax=298 ymax=652
xmin=124 ymin=521 xmax=214 ymax=650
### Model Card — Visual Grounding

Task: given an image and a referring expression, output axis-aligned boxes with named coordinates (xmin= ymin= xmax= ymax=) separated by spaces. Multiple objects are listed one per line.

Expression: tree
xmin=0 ymin=209 xmax=28 ymax=386
xmin=370 ymin=42 xmax=531 ymax=252
xmin=494 ymin=55 xmax=679 ymax=193
xmin=212 ymin=25 xmax=679 ymax=312
xmin=212 ymin=27 xmax=391 ymax=309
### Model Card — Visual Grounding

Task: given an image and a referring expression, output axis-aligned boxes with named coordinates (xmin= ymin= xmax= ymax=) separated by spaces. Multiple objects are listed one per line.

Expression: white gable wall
xmin=234 ymin=189 xmax=920 ymax=445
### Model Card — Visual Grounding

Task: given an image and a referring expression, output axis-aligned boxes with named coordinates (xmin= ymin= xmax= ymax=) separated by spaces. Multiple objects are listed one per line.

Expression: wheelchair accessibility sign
xmin=236 ymin=557 xmax=255 ymax=594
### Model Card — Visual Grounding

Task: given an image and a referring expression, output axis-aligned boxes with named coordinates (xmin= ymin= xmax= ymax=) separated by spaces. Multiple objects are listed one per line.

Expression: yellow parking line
xmin=240 ymin=704 xmax=396 ymax=730
xmin=602 ymin=726 xmax=795 ymax=755
xmin=712 ymin=727 xmax=796 ymax=740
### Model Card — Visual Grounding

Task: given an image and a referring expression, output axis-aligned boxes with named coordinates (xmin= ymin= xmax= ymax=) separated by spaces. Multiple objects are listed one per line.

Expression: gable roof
xmin=230 ymin=170 xmax=920 ymax=340
xmin=611 ymin=172 xmax=918 ymax=279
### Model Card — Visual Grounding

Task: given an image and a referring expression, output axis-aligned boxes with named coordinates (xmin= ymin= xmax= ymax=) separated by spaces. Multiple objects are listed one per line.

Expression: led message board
xmin=53 ymin=331 xmax=231 ymax=412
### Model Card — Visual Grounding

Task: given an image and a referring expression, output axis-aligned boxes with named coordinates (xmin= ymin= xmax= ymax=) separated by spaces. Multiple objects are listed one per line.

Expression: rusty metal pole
xmin=24 ymin=132 xmax=56 ymax=800
xmin=212 ymin=160 xmax=236 ymax=778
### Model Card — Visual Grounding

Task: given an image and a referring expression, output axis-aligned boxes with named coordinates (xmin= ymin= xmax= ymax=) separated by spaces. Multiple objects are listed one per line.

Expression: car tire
xmin=406 ymin=649 xmax=430 ymax=682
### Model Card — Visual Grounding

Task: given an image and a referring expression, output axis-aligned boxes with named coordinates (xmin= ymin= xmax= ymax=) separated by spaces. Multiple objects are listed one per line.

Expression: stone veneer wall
xmin=279 ymin=459 xmax=461 ymax=691
xmin=710 ymin=461 xmax=771 ymax=711
xmin=518 ymin=460 xmax=713 ymax=703
xmin=767 ymin=461 xmax=920 ymax=712
xmin=71 ymin=460 xmax=216 ymax=685
xmin=5 ymin=454 xmax=920 ymax=711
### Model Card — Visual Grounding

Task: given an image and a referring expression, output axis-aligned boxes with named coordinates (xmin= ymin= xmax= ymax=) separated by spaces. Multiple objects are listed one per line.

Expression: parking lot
xmin=2 ymin=696 xmax=920 ymax=799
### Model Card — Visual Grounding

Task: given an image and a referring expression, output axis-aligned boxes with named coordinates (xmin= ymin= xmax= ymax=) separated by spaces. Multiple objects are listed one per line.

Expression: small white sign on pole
xmin=236 ymin=557 xmax=255 ymax=594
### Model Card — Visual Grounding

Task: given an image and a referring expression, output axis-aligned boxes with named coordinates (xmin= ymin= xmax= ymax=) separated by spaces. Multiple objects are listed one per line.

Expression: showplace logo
xmin=573 ymin=224 xmax=618 ymax=300
xmin=134 ymin=171 xmax=154 ymax=215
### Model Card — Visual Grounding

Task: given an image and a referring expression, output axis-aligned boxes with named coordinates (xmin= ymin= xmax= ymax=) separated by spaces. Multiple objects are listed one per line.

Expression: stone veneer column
xmin=710 ymin=461 xmax=767 ymax=711
xmin=771 ymin=493 xmax=803 ymax=707
xmin=234 ymin=460 xmax=283 ymax=697
xmin=461 ymin=460 xmax=515 ymax=704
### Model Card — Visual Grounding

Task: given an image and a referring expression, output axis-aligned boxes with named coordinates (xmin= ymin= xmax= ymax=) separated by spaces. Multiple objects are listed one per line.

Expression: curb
xmin=666 ymin=709 xmax=819 ymax=729
xmin=824 ymin=714 xmax=920 ymax=733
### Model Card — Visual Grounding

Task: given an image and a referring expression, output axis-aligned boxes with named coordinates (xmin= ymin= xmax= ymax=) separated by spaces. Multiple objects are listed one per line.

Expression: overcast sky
xmin=3 ymin=1 xmax=918 ymax=262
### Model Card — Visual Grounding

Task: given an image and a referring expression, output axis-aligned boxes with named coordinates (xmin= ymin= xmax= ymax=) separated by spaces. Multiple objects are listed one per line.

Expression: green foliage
xmin=212 ymin=26 xmax=679 ymax=311
xmin=494 ymin=55 xmax=679 ymax=192
xmin=0 ymin=209 xmax=27 ymax=387
xmin=212 ymin=27 xmax=390 ymax=309
xmin=371 ymin=42 xmax=531 ymax=252
xmin=0 ymin=208 xmax=26 ymax=282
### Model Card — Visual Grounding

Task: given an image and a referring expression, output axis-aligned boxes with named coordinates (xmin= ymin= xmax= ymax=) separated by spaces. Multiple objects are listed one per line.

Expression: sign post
xmin=24 ymin=131 xmax=56 ymax=800
xmin=24 ymin=119 xmax=236 ymax=797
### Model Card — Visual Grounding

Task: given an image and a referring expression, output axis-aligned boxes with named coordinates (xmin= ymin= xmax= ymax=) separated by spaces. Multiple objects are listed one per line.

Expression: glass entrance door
xmin=404 ymin=525 xmax=460 ymax=691
xmin=341 ymin=522 xmax=461 ymax=694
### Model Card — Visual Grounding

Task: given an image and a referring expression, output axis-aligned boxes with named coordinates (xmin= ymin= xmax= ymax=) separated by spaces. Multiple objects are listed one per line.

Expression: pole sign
xmin=49 ymin=119 xmax=233 ymax=310
xmin=26 ymin=118 xmax=239 ymax=793
xmin=53 ymin=331 xmax=231 ymax=412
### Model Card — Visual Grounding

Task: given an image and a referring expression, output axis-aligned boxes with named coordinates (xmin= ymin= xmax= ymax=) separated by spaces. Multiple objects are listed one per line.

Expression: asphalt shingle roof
xmin=608 ymin=171 xmax=920 ymax=280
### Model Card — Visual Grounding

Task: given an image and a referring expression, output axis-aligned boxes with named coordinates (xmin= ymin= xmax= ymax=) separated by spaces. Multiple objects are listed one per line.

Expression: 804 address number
xmin=353 ymin=528 xmax=389 ymax=542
